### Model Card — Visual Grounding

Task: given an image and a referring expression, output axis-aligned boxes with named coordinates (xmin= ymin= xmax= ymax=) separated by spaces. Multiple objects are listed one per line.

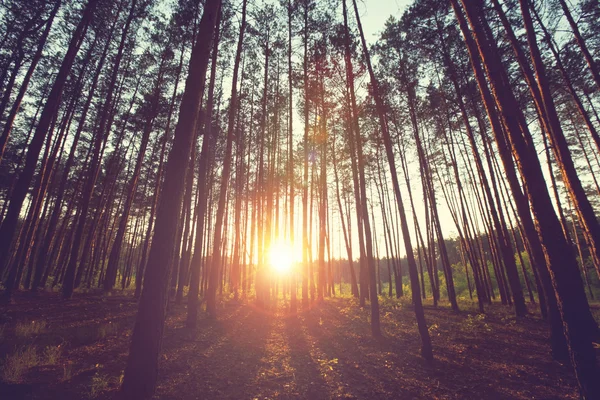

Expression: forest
xmin=0 ymin=0 xmax=600 ymax=398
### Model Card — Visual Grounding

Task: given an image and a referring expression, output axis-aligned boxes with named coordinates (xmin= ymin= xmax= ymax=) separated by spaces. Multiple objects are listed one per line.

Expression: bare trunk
xmin=120 ymin=1 xmax=221 ymax=397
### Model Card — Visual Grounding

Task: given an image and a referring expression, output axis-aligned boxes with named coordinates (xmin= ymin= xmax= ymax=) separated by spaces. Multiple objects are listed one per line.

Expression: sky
xmin=357 ymin=0 xmax=412 ymax=43
xmin=268 ymin=0 xmax=461 ymax=262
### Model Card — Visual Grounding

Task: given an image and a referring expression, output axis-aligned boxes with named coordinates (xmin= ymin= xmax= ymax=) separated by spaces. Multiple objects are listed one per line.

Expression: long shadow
xmin=282 ymin=313 xmax=330 ymax=399
xmin=299 ymin=301 xmax=427 ymax=399
xmin=154 ymin=302 xmax=274 ymax=399
xmin=381 ymin=300 xmax=577 ymax=399
xmin=2 ymin=294 xmax=579 ymax=399
xmin=297 ymin=298 xmax=578 ymax=399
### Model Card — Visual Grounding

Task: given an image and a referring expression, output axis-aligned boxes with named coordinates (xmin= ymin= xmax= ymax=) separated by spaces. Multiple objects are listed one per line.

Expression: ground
xmin=0 ymin=291 xmax=583 ymax=399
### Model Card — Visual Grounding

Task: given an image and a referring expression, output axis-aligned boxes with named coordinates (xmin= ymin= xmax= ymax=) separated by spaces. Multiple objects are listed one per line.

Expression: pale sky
xmin=357 ymin=0 xmax=411 ymax=43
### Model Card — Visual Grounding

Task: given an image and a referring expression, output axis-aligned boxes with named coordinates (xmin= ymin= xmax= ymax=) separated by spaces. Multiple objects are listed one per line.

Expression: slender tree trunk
xmin=287 ymin=0 xmax=297 ymax=312
xmin=135 ymin=40 xmax=185 ymax=298
xmin=519 ymin=0 xmax=600 ymax=291
xmin=62 ymin=0 xmax=138 ymax=299
xmin=454 ymin=1 xmax=598 ymax=396
xmin=0 ymin=0 xmax=60 ymax=163
xmin=343 ymin=0 xmax=379 ymax=335
xmin=301 ymin=1 xmax=310 ymax=308
xmin=351 ymin=0 xmax=430 ymax=356
xmin=206 ymin=2 xmax=244 ymax=317
xmin=186 ymin=7 xmax=222 ymax=328
xmin=0 ymin=0 xmax=99 ymax=283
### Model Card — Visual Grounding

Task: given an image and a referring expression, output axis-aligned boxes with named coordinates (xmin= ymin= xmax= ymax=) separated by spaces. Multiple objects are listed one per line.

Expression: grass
xmin=63 ymin=362 xmax=73 ymax=381
xmin=90 ymin=371 xmax=110 ymax=398
xmin=1 ymin=344 xmax=61 ymax=383
xmin=15 ymin=320 xmax=47 ymax=338
xmin=43 ymin=345 xmax=62 ymax=364
xmin=2 ymin=345 xmax=39 ymax=382
xmin=72 ymin=321 xmax=120 ymax=346
xmin=0 ymin=291 xmax=584 ymax=399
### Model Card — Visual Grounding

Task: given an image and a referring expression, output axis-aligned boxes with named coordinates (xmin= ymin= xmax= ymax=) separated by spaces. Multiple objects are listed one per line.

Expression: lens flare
xmin=268 ymin=240 xmax=293 ymax=275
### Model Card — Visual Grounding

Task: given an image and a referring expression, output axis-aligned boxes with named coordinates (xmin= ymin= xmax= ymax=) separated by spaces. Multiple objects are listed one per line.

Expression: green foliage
xmin=461 ymin=314 xmax=492 ymax=334
xmin=500 ymin=314 xmax=517 ymax=328
xmin=514 ymin=251 xmax=538 ymax=293
xmin=450 ymin=262 xmax=472 ymax=298
xmin=335 ymin=283 xmax=356 ymax=299
xmin=378 ymin=294 xmax=400 ymax=309
xmin=580 ymin=255 xmax=600 ymax=300
xmin=428 ymin=323 xmax=440 ymax=336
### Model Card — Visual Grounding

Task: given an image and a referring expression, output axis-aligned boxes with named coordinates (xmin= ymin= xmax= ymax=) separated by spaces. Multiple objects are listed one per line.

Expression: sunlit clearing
xmin=268 ymin=241 xmax=294 ymax=275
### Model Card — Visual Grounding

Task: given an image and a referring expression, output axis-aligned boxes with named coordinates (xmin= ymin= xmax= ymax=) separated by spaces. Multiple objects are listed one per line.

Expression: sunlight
xmin=268 ymin=240 xmax=294 ymax=275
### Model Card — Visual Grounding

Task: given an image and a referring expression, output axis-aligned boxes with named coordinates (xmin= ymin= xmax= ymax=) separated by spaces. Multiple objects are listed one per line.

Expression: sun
xmin=268 ymin=240 xmax=294 ymax=275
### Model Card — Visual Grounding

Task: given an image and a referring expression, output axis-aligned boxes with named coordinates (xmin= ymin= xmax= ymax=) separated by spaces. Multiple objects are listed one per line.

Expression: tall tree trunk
xmin=186 ymin=4 xmax=222 ymax=328
xmin=518 ymin=0 xmax=600 ymax=287
xmin=343 ymin=0 xmax=379 ymax=335
xmin=453 ymin=0 xmax=567 ymax=356
xmin=332 ymin=131 xmax=358 ymax=297
xmin=120 ymin=1 xmax=221 ymax=397
xmin=105 ymin=40 xmax=170 ymax=292
xmin=135 ymin=40 xmax=186 ymax=298
xmin=287 ymin=0 xmax=297 ymax=312
xmin=301 ymin=1 xmax=310 ymax=308
xmin=62 ymin=0 xmax=138 ymax=299
xmin=206 ymin=1 xmax=245 ymax=317
xmin=351 ymin=0 xmax=430 ymax=356
xmin=454 ymin=1 xmax=598 ymax=397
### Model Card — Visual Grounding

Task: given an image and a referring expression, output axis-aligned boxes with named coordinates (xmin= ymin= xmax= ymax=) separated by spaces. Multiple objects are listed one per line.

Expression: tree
xmin=0 ymin=0 xmax=101 ymax=301
xmin=452 ymin=0 xmax=599 ymax=397
xmin=120 ymin=0 xmax=222 ymax=397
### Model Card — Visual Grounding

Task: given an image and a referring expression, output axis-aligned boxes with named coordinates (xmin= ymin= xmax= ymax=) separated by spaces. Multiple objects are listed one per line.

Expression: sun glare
xmin=268 ymin=241 xmax=294 ymax=275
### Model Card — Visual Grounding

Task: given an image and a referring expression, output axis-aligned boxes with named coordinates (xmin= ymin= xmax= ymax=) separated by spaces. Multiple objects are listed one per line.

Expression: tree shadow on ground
xmin=0 ymin=293 xmax=579 ymax=399
xmin=296 ymin=297 xmax=577 ymax=399
xmin=281 ymin=314 xmax=330 ymax=399
xmin=154 ymin=301 xmax=274 ymax=399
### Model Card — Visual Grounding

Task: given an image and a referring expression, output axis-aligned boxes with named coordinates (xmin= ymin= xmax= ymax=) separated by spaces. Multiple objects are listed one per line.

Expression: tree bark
xmin=120 ymin=1 xmax=221 ymax=397
xmin=454 ymin=1 xmax=598 ymax=396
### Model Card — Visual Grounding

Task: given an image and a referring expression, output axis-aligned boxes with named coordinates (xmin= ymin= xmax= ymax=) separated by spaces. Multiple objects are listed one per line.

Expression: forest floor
xmin=0 ymin=291 xmax=585 ymax=399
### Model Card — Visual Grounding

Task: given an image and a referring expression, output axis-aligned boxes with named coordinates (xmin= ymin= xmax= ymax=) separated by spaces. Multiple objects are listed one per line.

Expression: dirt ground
xmin=0 ymin=291 xmax=581 ymax=399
